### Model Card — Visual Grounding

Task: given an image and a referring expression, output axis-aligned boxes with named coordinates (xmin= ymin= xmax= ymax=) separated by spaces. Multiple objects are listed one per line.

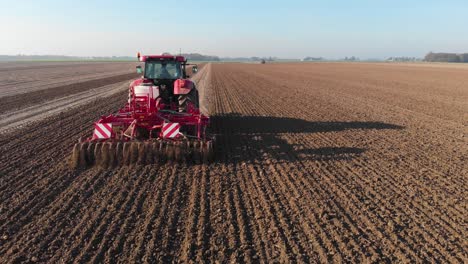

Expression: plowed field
xmin=0 ymin=62 xmax=466 ymax=263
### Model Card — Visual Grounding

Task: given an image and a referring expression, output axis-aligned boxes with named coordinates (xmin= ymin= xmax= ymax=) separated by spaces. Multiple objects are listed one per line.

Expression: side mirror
xmin=136 ymin=65 xmax=143 ymax=74
xmin=192 ymin=65 xmax=198 ymax=73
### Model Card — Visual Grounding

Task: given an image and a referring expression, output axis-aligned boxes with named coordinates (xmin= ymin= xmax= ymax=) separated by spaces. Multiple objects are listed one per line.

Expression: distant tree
xmin=424 ymin=52 xmax=434 ymax=62
xmin=459 ymin=53 xmax=468 ymax=62
xmin=343 ymin=56 xmax=359 ymax=61
xmin=303 ymin=57 xmax=323 ymax=61
xmin=181 ymin=53 xmax=220 ymax=61
xmin=448 ymin=54 xmax=460 ymax=62
xmin=424 ymin=52 xmax=468 ymax=63
xmin=387 ymin=56 xmax=420 ymax=62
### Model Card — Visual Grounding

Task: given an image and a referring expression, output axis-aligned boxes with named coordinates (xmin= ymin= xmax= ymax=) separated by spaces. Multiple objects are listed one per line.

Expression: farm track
xmin=0 ymin=62 xmax=466 ymax=263
xmin=0 ymin=72 xmax=138 ymax=114
xmin=0 ymin=81 xmax=130 ymax=133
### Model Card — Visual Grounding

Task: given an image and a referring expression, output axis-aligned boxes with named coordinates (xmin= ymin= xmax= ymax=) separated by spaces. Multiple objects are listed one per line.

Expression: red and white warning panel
xmin=93 ymin=123 xmax=113 ymax=139
xmin=162 ymin=122 xmax=180 ymax=138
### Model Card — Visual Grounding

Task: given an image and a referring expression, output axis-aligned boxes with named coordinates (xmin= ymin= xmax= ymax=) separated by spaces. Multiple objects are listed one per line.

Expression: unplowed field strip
xmin=0 ymin=63 xmax=466 ymax=263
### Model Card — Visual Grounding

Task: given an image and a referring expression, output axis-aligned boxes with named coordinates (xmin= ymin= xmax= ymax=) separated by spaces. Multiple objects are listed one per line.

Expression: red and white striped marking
xmin=93 ymin=123 xmax=113 ymax=139
xmin=162 ymin=122 xmax=180 ymax=138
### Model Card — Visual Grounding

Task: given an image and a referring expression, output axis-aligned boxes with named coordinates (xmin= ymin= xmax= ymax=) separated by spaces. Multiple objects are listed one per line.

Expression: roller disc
xmin=201 ymin=142 xmax=208 ymax=163
xmin=192 ymin=141 xmax=201 ymax=164
xmin=79 ymin=143 xmax=88 ymax=167
xmin=174 ymin=142 xmax=184 ymax=162
xmin=87 ymin=142 xmax=95 ymax=165
xmin=70 ymin=143 xmax=81 ymax=168
xmin=159 ymin=141 xmax=167 ymax=163
xmin=106 ymin=143 xmax=116 ymax=168
xmin=122 ymin=142 xmax=131 ymax=166
xmin=100 ymin=143 xmax=113 ymax=168
xmin=115 ymin=142 xmax=123 ymax=166
xmin=203 ymin=141 xmax=214 ymax=163
xmin=99 ymin=143 xmax=106 ymax=168
xmin=137 ymin=142 xmax=146 ymax=165
xmin=94 ymin=143 xmax=102 ymax=167
xmin=72 ymin=137 xmax=214 ymax=169
xmin=165 ymin=142 xmax=175 ymax=162
xmin=184 ymin=141 xmax=192 ymax=163
xmin=145 ymin=142 xmax=153 ymax=164
xmin=129 ymin=142 xmax=139 ymax=165
xmin=152 ymin=142 xmax=160 ymax=164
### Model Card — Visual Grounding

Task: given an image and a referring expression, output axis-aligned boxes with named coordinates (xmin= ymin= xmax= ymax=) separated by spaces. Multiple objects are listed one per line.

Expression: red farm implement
xmin=71 ymin=53 xmax=213 ymax=168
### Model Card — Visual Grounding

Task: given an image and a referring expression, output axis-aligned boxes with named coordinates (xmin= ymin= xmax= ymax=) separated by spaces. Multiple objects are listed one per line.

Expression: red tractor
xmin=71 ymin=53 xmax=213 ymax=168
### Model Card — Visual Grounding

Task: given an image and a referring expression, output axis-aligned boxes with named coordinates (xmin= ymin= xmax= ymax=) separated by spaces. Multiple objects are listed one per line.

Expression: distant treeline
xmin=0 ymin=55 xmax=77 ymax=61
xmin=221 ymin=56 xmax=278 ymax=62
xmin=180 ymin=53 xmax=220 ymax=61
xmin=303 ymin=57 xmax=324 ymax=61
xmin=0 ymin=53 xmax=221 ymax=62
xmin=424 ymin=52 xmax=468 ymax=63
xmin=302 ymin=56 xmax=359 ymax=62
xmin=0 ymin=55 xmax=136 ymax=62
xmin=343 ymin=56 xmax=360 ymax=61
xmin=386 ymin=57 xmax=421 ymax=62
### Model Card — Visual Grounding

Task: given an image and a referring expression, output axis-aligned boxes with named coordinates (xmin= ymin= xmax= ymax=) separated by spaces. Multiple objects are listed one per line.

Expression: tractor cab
xmin=136 ymin=53 xmax=197 ymax=80
xmin=131 ymin=53 xmax=200 ymax=112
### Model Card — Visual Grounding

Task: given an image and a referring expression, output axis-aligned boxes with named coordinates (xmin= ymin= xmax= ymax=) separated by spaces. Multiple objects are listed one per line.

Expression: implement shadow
xmin=210 ymin=113 xmax=404 ymax=164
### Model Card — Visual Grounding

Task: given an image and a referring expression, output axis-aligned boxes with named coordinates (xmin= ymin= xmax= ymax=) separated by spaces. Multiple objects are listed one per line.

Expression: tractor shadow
xmin=210 ymin=113 xmax=404 ymax=164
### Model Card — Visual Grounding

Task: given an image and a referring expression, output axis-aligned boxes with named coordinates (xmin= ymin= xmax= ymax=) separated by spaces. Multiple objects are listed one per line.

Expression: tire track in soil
xmin=2 ymin=168 xmax=114 ymax=262
xmin=118 ymin=163 xmax=185 ymax=262
xmin=50 ymin=167 xmax=134 ymax=261
xmin=216 ymin=69 xmax=362 ymax=262
xmin=211 ymin=69 xmax=313 ymax=262
xmin=212 ymin=66 xmax=344 ymax=262
xmin=178 ymin=166 xmax=203 ymax=261
xmin=115 ymin=164 xmax=176 ymax=262
xmin=210 ymin=69 xmax=313 ymax=262
xmin=73 ymin=167 xmax=150 ymax=263
xmin=0 ymin=90 xmax=129 ymax=229
xmin=97 ymin=165 xmax=167 ymax=263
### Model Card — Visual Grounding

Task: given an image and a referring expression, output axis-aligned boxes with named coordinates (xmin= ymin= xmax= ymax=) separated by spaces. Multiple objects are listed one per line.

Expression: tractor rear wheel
xmin=178 ymin=88 xmax=199 ymax=112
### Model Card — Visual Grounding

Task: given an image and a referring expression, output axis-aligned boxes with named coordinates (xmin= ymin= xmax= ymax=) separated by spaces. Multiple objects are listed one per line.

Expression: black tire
xmin=178 ymin=88 xmax=199 ymax=112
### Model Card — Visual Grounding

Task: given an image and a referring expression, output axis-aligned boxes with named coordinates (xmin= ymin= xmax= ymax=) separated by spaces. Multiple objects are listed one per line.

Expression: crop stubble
xmin=0 ymin=62 xmax=466 ymax=263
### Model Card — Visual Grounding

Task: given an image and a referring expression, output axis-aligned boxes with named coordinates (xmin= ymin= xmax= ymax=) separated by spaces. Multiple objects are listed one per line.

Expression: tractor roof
xmin=139 ymin=54 xmax=186 ymax=62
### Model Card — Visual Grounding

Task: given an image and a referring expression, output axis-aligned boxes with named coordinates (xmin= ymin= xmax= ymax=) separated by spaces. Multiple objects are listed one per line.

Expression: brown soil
xmin=0 ymin=62 xmax=466 ymax=263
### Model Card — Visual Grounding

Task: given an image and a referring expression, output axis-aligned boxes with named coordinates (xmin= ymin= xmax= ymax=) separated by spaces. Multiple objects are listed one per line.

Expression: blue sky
xmin=0 ymin=0 xmax=467 ymax=59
